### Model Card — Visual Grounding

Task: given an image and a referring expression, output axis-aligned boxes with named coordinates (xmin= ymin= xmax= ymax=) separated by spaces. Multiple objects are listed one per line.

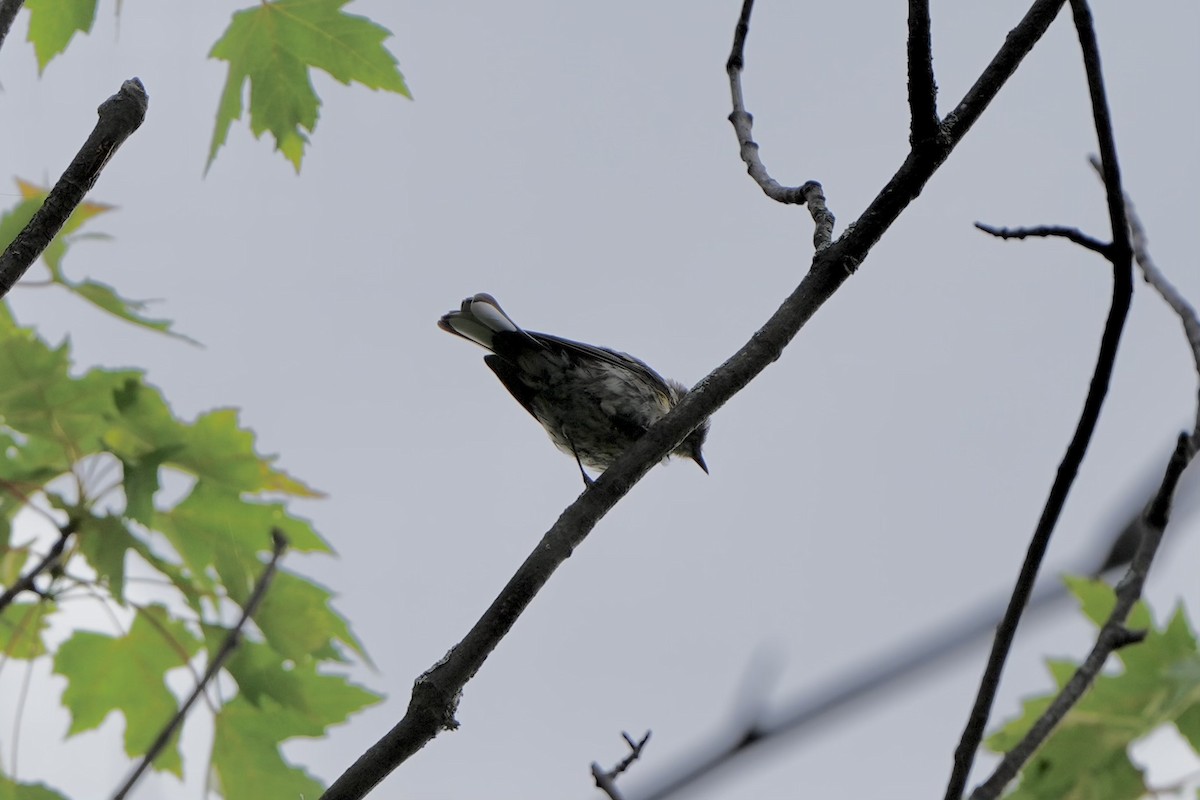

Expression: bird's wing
xmin=524 ymin=331 xmax=674 ymax=397
xmin=484 ymin=355 xmax=540 ymax=420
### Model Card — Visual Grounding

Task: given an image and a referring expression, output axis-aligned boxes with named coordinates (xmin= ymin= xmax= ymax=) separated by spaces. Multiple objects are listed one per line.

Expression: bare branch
xmin=0 ymin=0 xmax=23 ymax=54
xmin=974 ymin=222 xmax=1110 ymax=256
xmin=0 ymin=522 xmax=75 ymax=613
xmin=0 ymin=78 xmax=148 ymax=300
xmin=110 ymin=529 xmax=288 ymax=800
xmin=970 ymin=434 xmax=1194 ymax=800
xmin=591 ymin=731 xmax=651 ymax=800
xmin=907 ymin=0 xmax=939 ymax=144
xmin=945 ymin=2 xmax=1136 ymax=796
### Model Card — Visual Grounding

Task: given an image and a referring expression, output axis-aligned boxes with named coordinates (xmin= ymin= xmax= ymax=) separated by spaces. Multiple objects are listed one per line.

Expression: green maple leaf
xmin=75 ymin=513 xmax=136 ymax=603
xmin=0 ymin=773 xmax=69 ymax=800
xmin=254 ymin=568 xmax=366 ymax=662
xmin=208 ymin=0 xmax=410 ymax=172
xmin=108 ymin=379 xmax=321 ymax=498
xmin=0 ymin=600 xmax=54 ymax=660
xmin=54 ymin=604 xmax=201 ymax=774
xmin=0 ymin=182 xmax=192 ymax=341
xmin=211 ymin=661 xmax=379 ymax=800
xmin=23 ymin=0 xmax=97 ymax=72
xmin=155 ymin=481 xmax=331 ymax=603
xmin=987 ymin=578 xmax=1200 ymax=800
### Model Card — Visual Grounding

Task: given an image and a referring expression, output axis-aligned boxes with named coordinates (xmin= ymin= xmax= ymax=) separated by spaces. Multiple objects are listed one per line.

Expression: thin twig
xmin=110 ymin=529 xmax=287 ymax=800
xmin=974 ymin=222 xmax=1110 ymax=256
xmin=971 ymin=435 xmax=1194 ymax=800
xmin=0 ymin=522 xmax=75 ymax=613
xmin=321 ymin=3 xmax=1070 ymax=797
xmin=591 ymin=731 xmax=651 ymax=800
xmin=724 ymin=0 xmax=829 ymax=213
xmin=0 ymin=0 xmax=24 ymax=54
xmin=1088 ymin=154 xmax=1200 ymax=439
xmin=945 ymin=2 xmax=1135 ymax=796
xmin=0 ymin=78 xmax=148 ymax=300
xmin=907 ymin=0 xmax=939 ymax=145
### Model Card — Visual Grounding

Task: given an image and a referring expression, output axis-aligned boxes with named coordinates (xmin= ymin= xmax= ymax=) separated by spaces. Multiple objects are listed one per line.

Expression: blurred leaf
xmin=208 ymin=0 xmax=410 ymax=171
xmin=23 ymin=0 xmax=97 ymax=72
xmin=75 ymin=513 xmax=134 ymax=602
xmin=109 ymin=380 xmax=321 ymax=497
xmin=62 ymin=278 xmax=195 ymax=343
xmin=0 ymin=600 xmax=54 ymax=660
xmin=0 ymin=773 xmax=69 ymax=800
xmin=54 ymin=604 xmax=201 ymax=774
xmin=2 ymin=181 xmax=190 ymax=341
xmin=0 ymin=545 xmax=29 ymax=586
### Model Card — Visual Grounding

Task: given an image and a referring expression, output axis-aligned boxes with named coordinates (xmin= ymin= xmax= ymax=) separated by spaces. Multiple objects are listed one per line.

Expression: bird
xmin=439 ymin=293 xmax=709 ymax=485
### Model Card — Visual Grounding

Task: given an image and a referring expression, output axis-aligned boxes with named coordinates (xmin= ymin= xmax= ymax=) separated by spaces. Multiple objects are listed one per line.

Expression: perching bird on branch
xmin=439 ymin=293 xmax=710 ymax=485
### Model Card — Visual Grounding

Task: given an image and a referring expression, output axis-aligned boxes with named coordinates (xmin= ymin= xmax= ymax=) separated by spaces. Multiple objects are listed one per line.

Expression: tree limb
xmin=907 ymin=0 xmax=939 ymax=145
xmin=110 ymin=529 xmax=288 ymax=800
xmin=0 ymin=78 xmax=148 ymax=300
xmin=0 ymin=521 xmax=75 ymax=612
xmin=946 ymin=2 xmax=1136 ymax=796
xmin=0 ymin=0 xmax=24 ymax=54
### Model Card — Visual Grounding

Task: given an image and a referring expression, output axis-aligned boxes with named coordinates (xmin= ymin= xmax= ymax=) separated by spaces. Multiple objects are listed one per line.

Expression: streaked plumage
xmin=439 ymin=293 xmax=709 ymax=481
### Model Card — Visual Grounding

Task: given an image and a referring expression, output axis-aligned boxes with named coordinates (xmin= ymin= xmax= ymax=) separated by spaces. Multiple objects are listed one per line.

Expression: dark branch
xmin=592 ymin=731 xmax=652 ymax=800
xmin=0 ymin=78 xmax=148 ymax=300
xmin=321 ymin=2 xmax=1071 ymax=797
xmin=907 ymin=0 xmax=939 ymax=144
xmin=974 ymin=222 xmax=1110 ymax=256
xmin=0 ymin=0 xmax=24 ymax=54
xmin=110 ymin=530 xmax=287 ymax=800
xmin=970 ymin=435 xmax=1194 ymax=800
xmin=0 ymin=522 xmax=75 ymax=613
xmin=945 ymin=2 xmax=1135 ymax=796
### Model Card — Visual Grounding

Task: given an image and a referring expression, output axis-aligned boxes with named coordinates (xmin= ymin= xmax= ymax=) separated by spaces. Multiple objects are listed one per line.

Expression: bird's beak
xmin=691 ymin=451 xmax=709 ymax=474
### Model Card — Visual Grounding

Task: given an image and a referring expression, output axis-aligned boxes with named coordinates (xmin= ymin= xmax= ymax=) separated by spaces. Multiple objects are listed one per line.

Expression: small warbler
xmin=439 ymin=293 xmax=710 ymax=484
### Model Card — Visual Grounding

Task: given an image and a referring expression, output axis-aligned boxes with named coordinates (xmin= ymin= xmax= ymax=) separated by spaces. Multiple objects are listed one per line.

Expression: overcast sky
xmin=3 ymin=2 xmax=1200 ymax=798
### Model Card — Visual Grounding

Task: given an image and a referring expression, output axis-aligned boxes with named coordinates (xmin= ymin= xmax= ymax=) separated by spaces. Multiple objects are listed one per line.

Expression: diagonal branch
xmin=110 ymin=530 xmax=288 ymax=800
xmin=0 ymin=0 xmax=23 ymax=54
xmin=0 ymin=78 xmax=148 ymax=300
xmin=321 ymin=3 xmax=1071 ymax=798
xmin=907 ymin=0 xmax=939 ymax=144
xmin=945 ymin=1 xmax=1135 ymax=796
xmin=592 ymin=731 xmax=652 ymax=800
xmin=0 ymin=521 xmax=76 ymax=613
xmin=970 ymin=434 xmax=1193 ymax=800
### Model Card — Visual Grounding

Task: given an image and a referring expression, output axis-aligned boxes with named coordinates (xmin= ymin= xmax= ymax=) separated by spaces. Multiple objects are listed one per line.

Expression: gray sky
xmin=3 ymin=2 xmax=1200 ymax=798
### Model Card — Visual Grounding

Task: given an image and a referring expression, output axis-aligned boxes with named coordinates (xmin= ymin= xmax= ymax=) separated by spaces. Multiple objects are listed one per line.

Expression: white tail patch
xmin=470 ymin=295 xmax=519 ymax=334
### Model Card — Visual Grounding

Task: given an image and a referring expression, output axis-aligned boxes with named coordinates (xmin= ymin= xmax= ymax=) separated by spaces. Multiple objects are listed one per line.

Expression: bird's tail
xmin=438 ymin=293 xmax=525 ymax=351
